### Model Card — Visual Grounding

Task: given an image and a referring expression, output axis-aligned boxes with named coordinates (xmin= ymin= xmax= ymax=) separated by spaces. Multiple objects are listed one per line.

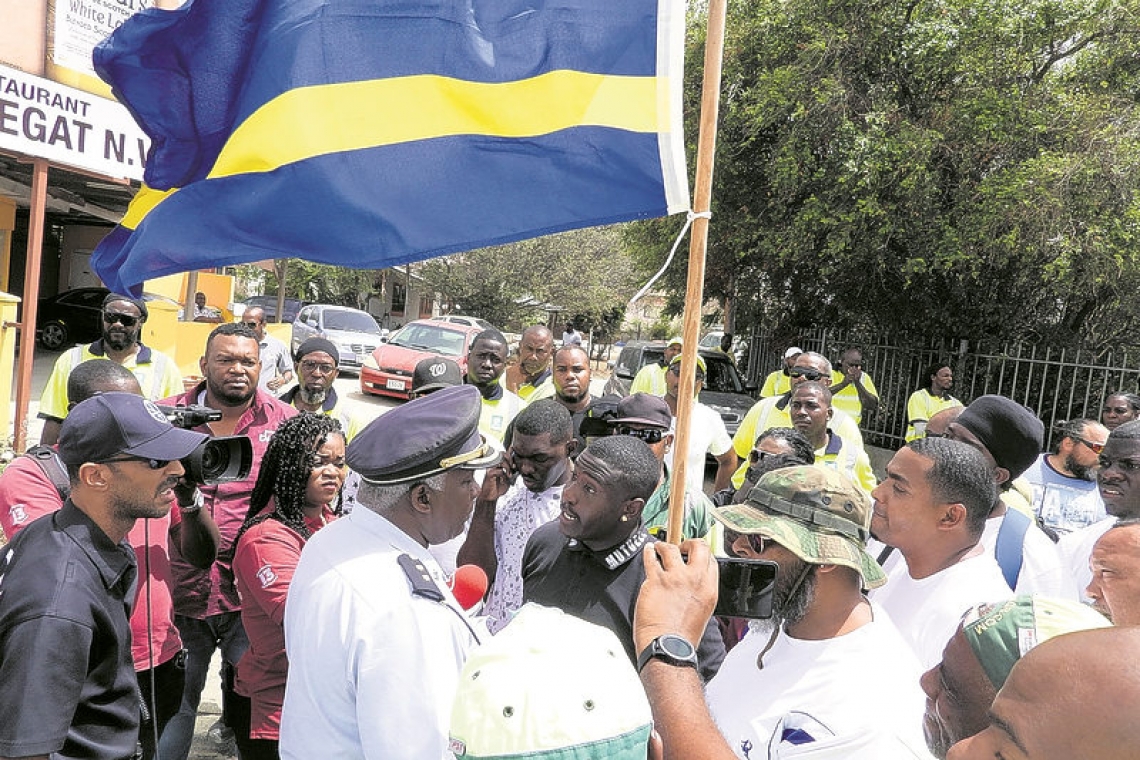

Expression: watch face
xmin=660 ymin=635 xmax=697 ymax=659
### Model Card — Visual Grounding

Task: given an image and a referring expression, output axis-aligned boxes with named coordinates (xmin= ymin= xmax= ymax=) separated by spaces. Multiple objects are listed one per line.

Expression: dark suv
xmin=603 ymin=341 xmax=756 ymax=436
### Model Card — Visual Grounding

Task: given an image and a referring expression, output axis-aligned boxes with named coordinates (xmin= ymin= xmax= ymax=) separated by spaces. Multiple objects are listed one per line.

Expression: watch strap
xmin=637 ymin=634 xmax=698 ymax=673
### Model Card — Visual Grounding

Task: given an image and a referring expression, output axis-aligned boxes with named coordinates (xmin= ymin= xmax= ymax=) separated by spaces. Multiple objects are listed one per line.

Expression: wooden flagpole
xmin=667 ymin=0 xmax=729 ymax=545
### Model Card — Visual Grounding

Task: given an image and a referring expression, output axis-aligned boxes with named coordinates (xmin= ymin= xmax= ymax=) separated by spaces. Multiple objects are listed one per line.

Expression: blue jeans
xmin=158 ymin=612 xmax=250 ymax=760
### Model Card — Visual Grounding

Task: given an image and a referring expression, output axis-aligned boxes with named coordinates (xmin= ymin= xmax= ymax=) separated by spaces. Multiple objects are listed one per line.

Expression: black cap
xmin=957 ymin=395 xmax=1044 ymax=479
xmin=295 ymin=337 xmax=340 ymax=365
xmin=103 ymin=292 xmax=148 ymax=322
xmin=347 ymin=384 xmax=501 ymax=484
xmin=411 ymin=357 xmax=463 ymax=396
xmin=610 ymin=393 xmax=672 ymax=429
xmin=58 ymin=392 xmax=207 ymax=465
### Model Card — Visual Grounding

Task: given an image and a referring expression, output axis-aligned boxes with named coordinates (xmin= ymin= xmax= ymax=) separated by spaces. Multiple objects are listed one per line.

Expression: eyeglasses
xmin=102 ymin=312 xmax=140 ymax=327
xmin=667 ymin=366 xmax=705 ymax=382
xmin=1072 ymin=436 xmax=1105 ymax=455
xmin=243 ymin=321 xmax=261 ymax=329
xmin=615 ymin=426 xmax=665 ymax=444
xmin=788 ymin=367 xmax=824 ymax=381
xmin=748 ymin=449 xmax=777 ymax=465
xmin=98 ymin=456 xmax=170 ymax=470
xmin=300 ymin=360 xmax=336 ymax=375
xmin=723 ymin=528 xmax=766 ymax=555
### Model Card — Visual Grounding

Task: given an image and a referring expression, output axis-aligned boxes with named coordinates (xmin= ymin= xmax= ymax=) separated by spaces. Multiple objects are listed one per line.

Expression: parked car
xmin=603 ymin=341 xmax=756 ymax=437
xmin=36 ymin=286 xmax=182 ymax=351
xmin=238 ymin=295 xmax=306 ymax=323
xmin=290 ymin=304 xmax=385 ymax=373
xmin=360 ymin=318 xmax=483 ymax=400
xmin=438 ymin=314 xmax=496 ymax=331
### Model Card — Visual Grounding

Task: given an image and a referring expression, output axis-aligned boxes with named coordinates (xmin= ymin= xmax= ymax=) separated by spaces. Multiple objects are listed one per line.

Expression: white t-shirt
xmin=1057 ymin=516 xmax=1115 ymax=602
xmin=706 ymin=606 xmax=931 ymax=760
xmin=484 ymin=479 xmax=564 ymax=633
xmin=1022 ymin=454 xmax=1102 ymax=534
xmin=870 ymin=551 xmax=1010 ymax=669
xmin=978 ymin=512 xmax=1065 ymax=596
xmin=665 ymin=401 xmax=733 ymax=493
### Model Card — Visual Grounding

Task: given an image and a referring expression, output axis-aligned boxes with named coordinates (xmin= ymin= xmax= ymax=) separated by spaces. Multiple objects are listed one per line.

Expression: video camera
xmin=156 ymin=404 xmax=254 ymax=485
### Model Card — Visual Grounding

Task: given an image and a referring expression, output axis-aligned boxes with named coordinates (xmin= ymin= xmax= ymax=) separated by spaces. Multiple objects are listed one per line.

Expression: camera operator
xmin=0 ymin=359 xmax=220 ymax=760
xmin=158 ymin=323 xmax=297 ymax=760
xmin=0 ymin=392 xmax=211 ymax=760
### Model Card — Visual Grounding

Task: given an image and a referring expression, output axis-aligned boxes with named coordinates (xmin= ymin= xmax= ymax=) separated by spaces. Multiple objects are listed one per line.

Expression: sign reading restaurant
xmin=0 ymin=62 xmax=150 ymax=182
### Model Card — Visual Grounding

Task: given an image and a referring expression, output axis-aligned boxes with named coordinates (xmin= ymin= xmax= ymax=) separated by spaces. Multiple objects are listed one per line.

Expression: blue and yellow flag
xmin=92 ymin=0 xmax=690 ymax=294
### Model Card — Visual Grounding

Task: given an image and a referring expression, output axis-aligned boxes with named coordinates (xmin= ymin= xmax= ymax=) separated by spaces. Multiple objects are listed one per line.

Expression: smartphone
xmin=715 ymin=557 xmax=778 ymax=619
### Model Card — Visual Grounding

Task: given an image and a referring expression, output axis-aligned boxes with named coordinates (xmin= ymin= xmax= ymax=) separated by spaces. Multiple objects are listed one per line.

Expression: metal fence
xmin=745 ymin=329 xmax=1140 ymax=452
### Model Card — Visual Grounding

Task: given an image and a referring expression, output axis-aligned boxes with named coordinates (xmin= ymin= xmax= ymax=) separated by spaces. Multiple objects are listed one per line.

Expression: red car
xmin=360 ymin=318 xmax=483 ymax=399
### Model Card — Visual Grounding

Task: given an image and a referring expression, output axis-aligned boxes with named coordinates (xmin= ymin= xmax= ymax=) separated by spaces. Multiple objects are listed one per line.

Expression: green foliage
xmin=626 ymin=0 xmax=1140 ymax=348
xmin=417 ymin=226 xmax=640 ymax=331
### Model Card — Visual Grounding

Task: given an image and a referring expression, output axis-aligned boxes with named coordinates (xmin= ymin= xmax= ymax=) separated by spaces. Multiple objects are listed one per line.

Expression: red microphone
xmin=448 ymin=564 xmax=489 ymax=612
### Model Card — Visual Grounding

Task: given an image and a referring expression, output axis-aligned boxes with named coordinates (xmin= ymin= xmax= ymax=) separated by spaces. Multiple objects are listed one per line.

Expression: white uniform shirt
xmin=280 ymin=507 xmax=476 ymax=759
xmin=871 ymin=551 xmax=1010 ymax=669
xmin=706 ymin=606 xmax=932 ymax=759
xmin=665 ymin=401 xmax=733 ymax=493
xmin=484 ymin=479 xmax=564 ymax=633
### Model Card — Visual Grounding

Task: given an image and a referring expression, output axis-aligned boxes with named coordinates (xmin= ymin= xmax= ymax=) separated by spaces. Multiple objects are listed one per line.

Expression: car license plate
xmin=386 ymin=379 xmax=405 ymax=391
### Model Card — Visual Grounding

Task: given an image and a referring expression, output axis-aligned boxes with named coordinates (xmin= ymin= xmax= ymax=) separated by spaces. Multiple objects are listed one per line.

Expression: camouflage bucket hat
xmin=713 ymin=465 xmax=887 ymax=589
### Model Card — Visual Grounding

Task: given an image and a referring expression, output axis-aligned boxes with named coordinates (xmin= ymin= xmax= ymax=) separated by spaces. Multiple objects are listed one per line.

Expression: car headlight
xmin=362 ymin=354 xmax=380 ymax=370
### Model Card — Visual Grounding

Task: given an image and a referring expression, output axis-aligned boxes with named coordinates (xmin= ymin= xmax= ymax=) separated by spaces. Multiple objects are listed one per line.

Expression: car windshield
xmin=640 ymin=347 xmax=742 ymax=393
xmin=324 ymin=310 xmax=380 ymax=333
xmin=387 ymin=323 xmax=467 ymax=356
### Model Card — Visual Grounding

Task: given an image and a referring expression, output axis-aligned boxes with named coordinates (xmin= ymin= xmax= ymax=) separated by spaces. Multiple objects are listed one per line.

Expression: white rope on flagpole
xmin=628 ymin=209 xmax=713 ymax=307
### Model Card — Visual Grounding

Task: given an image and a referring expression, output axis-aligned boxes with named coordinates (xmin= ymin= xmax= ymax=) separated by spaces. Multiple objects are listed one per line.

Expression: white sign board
xmin=0 ymin=63 xmax=150 ymax=181
xmin=50 ymin=0 xmax=153 ymax=81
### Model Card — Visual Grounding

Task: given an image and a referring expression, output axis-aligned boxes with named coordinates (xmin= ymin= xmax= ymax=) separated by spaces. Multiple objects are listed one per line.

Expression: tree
xmin=626 ymin=0 xmax=1140 ymax=348
xmin=418 ymin=225 xmax=641 ymax=331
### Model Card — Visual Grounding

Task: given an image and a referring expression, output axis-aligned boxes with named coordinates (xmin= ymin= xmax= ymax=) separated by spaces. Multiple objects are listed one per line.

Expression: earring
xmin=621 ymin=515 xmax=629 ymax=522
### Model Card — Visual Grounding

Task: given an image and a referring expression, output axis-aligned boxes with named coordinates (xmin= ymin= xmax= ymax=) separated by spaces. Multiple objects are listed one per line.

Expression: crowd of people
xmin=1 ymin=306 xmax=1139 ymax=760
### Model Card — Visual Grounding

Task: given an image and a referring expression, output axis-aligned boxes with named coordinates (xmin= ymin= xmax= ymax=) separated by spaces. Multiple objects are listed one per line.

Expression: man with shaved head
xmin=1086 ymin=518 xmax=1140 ymax=624
xmin=507 ymin=324 xmax=556 ymax=401
xmin=947 ymin=627 xmax=1140 ymax=759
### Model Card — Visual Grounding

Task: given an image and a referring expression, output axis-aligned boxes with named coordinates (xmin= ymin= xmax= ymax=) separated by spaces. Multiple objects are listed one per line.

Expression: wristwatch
xmin=637 ymin=634 xmax=699 ymax=673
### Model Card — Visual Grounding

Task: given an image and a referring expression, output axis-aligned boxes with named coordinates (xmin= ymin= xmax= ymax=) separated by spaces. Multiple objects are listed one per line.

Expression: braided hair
xmin=237 ymin=412 xmax=345 ymax=545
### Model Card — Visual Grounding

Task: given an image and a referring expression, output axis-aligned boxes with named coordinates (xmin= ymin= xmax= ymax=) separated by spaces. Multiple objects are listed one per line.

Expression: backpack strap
xmin=995 ymin=508 xmax=1030 ymax=591
xmin=23 ymin=444 xmax=71 ymax=501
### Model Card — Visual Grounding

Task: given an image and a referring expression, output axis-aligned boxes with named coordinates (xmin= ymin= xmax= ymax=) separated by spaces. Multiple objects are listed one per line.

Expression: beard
xmin=750 ymin=557 xmax=817 ymax=634
xmin=1066 ymin=452 xmax=1096 ymax=481
xmin=298 ymin=384 xmax=329 ymax=407
xmin=103 ymin=327 xmax=137 ymax=352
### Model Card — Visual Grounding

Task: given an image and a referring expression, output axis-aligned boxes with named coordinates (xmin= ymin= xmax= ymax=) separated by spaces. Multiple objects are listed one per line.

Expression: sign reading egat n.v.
xmin=0 ymin=62 xmax=149 ymax=181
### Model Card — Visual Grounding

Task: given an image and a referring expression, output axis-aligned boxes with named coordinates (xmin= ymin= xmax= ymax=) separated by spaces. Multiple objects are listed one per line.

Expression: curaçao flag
xmin=91 ymin=0 xmax=690 ymax=295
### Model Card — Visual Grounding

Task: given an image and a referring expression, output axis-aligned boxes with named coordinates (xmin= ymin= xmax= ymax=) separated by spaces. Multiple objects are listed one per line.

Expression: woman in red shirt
xmin=232 ymin=413 xmax=347 ymax=759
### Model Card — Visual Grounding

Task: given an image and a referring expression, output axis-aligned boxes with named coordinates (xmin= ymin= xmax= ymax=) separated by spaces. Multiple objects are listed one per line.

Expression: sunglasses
xmin=748 ymin=449 xmax=779 ymax=465
xmin=615 ymin=426 xmax=665 ymax=444
xmin=723 ymin=528 xmax=766 ymax=555
xmin=1073 ymin=436 xmax=1105 ymax=455
xmin=243 ymin=321 xmax=261 ymax=329
xmin=300 ymin=360 xmax=336 ymax=375
xmin=102 ymin=312 xmax=140 ymax=327
xmin=788 ymin=367 xmax=824 ymax=381
xmin=99 ymin=456 xmax=170 ymax=470
xmin=667 ymin=365 xmax=705 ymax=381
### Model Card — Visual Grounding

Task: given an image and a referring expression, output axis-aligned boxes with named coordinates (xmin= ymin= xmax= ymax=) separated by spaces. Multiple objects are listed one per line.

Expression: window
xmin=391 ymin=283 xmax=407 ymax=316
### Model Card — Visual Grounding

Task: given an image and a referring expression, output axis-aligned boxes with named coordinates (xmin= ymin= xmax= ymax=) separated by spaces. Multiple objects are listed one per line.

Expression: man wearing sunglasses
xmin=241 ymin=306 xmax=294 ymax=395
xmin=0 ymin=392 xmax=210 ymax=760
xmin=730 ymin=351 xmax=867 ymax=489
xmin=703 ymin=466 xmax=929 ymax=757
xmin=38 ymin=292 xmax=184 ymax=446
xmin=1020 ymin=417 xmax=1108 ymax=535
xmin=606 ymin=393 xmax=713 ymax=542
xmin=662 ymin=354 xmax=737 ymax=494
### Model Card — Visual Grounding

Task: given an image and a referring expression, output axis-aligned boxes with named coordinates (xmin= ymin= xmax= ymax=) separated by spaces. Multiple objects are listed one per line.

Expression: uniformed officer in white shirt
xmin=280 ymin=384 xmax=501 ymax=759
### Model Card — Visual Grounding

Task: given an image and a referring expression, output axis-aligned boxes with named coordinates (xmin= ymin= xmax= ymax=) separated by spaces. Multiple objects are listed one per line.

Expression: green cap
xmin=713 ymin=465 xmax=886 ymax=589
xmin=960 ymin=594 xmax=1110 ymax=689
